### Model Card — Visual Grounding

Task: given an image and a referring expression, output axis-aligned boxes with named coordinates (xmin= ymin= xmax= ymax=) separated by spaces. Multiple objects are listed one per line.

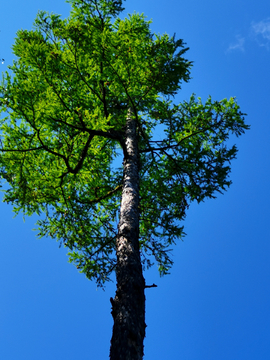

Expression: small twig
xmin=145 ymin=283 xmax=157 ymax=289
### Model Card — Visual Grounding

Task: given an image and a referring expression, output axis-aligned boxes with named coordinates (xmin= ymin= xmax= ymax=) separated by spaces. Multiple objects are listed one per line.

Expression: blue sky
xmin=0 ymin=0 xmax=269 ymax=359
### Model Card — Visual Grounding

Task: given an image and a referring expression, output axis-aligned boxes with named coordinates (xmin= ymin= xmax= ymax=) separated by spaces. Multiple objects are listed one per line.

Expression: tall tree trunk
xmin=110 ymin=109 xmax=146 ymax=360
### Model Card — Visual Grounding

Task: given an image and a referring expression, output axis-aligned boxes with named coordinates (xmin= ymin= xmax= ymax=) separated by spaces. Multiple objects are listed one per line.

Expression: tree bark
xmin=110 ymin=109 xmax=146 ymax=360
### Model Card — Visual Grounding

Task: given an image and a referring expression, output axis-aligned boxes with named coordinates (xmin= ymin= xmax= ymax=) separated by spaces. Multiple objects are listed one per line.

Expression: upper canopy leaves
xmin=67 ymin=0 xmax=126 ymax=19
xmin=0 ymin=0 xmax=248 ymax=286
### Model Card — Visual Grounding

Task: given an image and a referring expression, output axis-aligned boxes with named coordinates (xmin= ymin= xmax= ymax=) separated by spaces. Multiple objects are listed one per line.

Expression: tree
xmin=0 ymin=0 xmax=248 ymax=359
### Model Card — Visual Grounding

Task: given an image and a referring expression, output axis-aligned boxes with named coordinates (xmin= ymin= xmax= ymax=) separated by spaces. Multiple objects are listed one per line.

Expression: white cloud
xmin=226 ymin=18 xmax=270 ymax=54
xmin=226 ymin=35 xmax=245 ymax=53
xmin=251 ymin=18 xmax=270 ymax=49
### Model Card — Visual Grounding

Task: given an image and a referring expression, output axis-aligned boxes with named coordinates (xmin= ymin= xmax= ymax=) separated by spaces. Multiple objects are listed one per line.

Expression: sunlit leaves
xmin=0 ymin=0 xmax=248 ymax=286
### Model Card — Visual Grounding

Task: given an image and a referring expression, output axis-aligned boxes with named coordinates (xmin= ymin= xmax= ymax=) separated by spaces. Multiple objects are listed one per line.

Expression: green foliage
xmin=0 ymin=0 xmax=248 ymax=286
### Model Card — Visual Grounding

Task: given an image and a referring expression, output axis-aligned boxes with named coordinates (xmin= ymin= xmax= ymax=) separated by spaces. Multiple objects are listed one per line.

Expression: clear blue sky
xmin=0 ymin=1 xmax=269 ymax=359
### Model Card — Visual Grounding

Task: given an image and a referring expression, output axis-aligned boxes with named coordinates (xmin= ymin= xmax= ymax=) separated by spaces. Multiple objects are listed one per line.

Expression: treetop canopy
xmin=0 ymin=0 xmax=248 ymax=286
